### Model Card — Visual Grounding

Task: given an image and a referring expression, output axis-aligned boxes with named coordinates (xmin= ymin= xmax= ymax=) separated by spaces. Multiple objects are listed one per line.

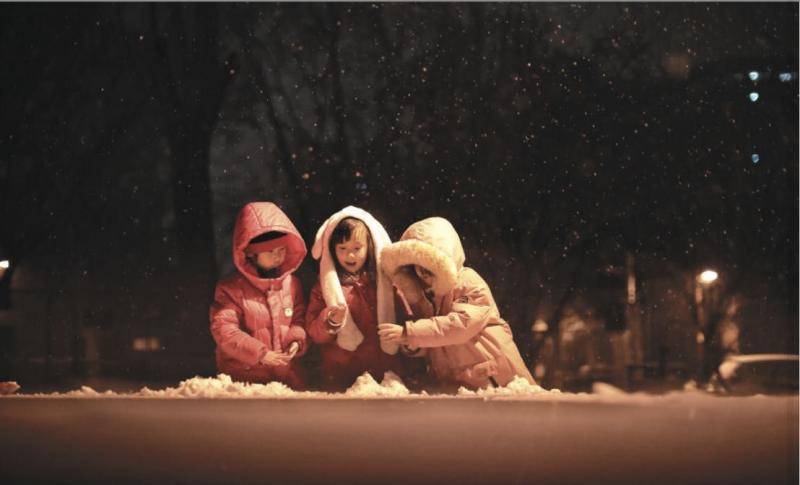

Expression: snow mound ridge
xmin=8 ymin=373 xmax=568 ymax=399
xmin=63 ymin=386 xmax=117 ymax=397
xmin=16 ymin=373 xmax=416 ymax=399
xmin=139 ymin=374 xmax=302 ymax=398
xmin=457 ymin=376 xmax=558 ymax=397
xmin=344 ymin=371 xmax=411 ymax=397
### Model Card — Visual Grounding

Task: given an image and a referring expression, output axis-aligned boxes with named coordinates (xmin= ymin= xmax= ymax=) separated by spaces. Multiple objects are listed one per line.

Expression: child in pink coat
xmin=209 ymin=202 xmax=308 ymax=389
xmin=378 ymin=217 xmax=535 ymax=392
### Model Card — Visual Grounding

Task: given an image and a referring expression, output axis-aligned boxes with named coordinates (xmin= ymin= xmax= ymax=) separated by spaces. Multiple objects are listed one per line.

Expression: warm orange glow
xmin=698 ymin=270 xmax=718 ymax=284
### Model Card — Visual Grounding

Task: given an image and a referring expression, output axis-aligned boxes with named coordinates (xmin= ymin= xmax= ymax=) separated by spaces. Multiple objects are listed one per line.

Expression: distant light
xmin=696 ymin=331 xmax=705 ymax=344
xmin=751 ymin=154 xmax=760 ymax=164
xmin=0 ymin=260 xmax=8 ymax=269
xmin=148 ymin=337 xmax=161 ymax=351
xmin=532 ymin=319 xmax=549 ymax=333
xmin=778 ymin=72 xmax=793 ymax=82
xmin=699 ymin=270 xmax=718 ymax=284
xmin=748 ymin=71 xmax=759 ymax=81
xmin=133 ymin=337 xmax=161 ymax=352
xmin=748 ymin=92 xmax=759 ymax=102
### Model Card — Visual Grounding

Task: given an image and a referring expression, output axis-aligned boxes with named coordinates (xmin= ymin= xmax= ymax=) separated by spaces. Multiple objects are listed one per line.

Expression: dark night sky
xmin=0 ymin=3 xmax=797 ymax=384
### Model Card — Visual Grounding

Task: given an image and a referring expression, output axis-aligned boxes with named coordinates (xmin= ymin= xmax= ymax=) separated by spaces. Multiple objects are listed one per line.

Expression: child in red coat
xmin=209 ymin=202 xmax=308 ymax=389
xmin=305 ymin=206 xmax=414 ymax=392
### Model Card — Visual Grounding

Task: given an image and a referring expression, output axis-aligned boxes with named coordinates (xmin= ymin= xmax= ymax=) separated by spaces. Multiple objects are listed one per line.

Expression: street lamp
xmin=0 ymin=260 xmax=9 ymax=310
xmin=695 ymin=268 xmax=720 ymax=383
xmin=698 ymin=269 xmax=718 ymax=285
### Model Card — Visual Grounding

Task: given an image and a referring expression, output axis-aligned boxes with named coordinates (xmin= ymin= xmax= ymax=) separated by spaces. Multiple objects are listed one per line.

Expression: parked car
xmin=710 ymin=354 xmax=799 ymax=395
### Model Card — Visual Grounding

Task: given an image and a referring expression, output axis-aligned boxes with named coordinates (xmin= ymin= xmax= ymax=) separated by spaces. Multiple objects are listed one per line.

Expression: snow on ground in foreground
xmin=4 ymin=373 xmax=559 ymax=399
xmin=5 ymin=372 xmax=420 ymax=399
xmin=457 ymin=375 xmax=555 ymax=397
xmin=2 ymin=373 xmax=790 ymax=403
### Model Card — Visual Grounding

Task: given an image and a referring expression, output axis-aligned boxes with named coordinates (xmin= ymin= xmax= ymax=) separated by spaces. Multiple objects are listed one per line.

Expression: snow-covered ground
xmin=3 ymin=372 xmax=559 ymax=399
xmin=1 ymin=374 xmax=797 ymax=484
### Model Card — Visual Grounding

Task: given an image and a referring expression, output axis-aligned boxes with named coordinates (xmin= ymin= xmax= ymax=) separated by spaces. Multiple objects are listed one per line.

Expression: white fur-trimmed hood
xmin=312 ymin=206 xmax=397 ymax=353
xmin=380 ymin=217 xmax=464 ymax=297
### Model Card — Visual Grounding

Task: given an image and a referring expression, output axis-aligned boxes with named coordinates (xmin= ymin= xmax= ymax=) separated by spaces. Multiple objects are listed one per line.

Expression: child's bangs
xmin=331 ymin=217 xmax=370 ymax=245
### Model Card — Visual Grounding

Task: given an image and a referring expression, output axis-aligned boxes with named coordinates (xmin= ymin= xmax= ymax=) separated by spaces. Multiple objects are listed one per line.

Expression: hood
xmin=311 ymin=206 xmax=397 ymax=353
xmin=380 ymin=217 xmax=464 ymax=296
xmin=232 ymin=202 xmax=307 ymax=291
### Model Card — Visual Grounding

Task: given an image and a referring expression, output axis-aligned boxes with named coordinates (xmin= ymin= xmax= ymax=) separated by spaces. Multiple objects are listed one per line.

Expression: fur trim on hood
xmin=311 ymin=206 xmax=398 ymax=354
xmin=380 ymin=217 xmax=464 ymax=298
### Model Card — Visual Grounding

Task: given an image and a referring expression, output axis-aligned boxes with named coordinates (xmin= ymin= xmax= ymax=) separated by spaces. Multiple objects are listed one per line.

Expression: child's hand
xmin=260 ymin=350 xmax=291 ymax=367
xmin=324 ymin=305 xmax=347 ymax=334
xmin=286 ymin=341 xmax=300 ymax=358
xmin=471 ymin=361 xmax=499 ymax=379
xmin=377 ymin=323 xmax=406 ymax=345
xmin=326 ymin=305 xmax=347 ymax=325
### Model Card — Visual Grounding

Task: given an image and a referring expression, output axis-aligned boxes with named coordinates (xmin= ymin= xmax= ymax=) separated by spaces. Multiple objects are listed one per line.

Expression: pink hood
xmin=232 ymin=202 xmax=307 ymax=291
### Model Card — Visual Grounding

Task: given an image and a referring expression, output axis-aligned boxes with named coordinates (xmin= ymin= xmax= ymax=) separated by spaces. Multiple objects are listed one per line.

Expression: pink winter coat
xmin=380 ymin=217 xmax=535 ymax=391
xmin=209 ymin=202 xmax=308 ymax=388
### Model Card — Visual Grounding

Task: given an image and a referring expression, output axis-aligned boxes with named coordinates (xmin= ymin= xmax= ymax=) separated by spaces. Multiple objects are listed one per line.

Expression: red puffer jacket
xmin=209 ymin=202 xmax=308 ymax=389
xmin=306 ymin=273 xmax=414 ymax=392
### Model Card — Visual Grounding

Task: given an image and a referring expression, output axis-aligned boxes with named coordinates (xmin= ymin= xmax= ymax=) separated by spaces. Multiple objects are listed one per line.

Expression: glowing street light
xmin=698 ymin=269 xmax=718 ymax=285
xmin=748 ymin=71 xmax=760 ymax=81
xmin=0 ymin=260 xmax=8 ymax=270
xmin=694 ymin=268 xmax=719 ymax=382
xmin=748 ymin=92 xmax=759 ymax=102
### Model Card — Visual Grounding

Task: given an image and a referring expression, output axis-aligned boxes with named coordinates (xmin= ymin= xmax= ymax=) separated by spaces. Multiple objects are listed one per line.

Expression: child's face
xmin=414 ymin=265 xmax=435 ymax=288
xmin=335 ymin=231 xmax=368 ymax=274
xmin=253 ymin=246 xmax=286 ymax=271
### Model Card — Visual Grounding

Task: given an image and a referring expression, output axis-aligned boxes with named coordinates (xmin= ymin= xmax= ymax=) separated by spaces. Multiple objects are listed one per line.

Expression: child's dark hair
xmin=249 ymin=231 xmax=285 ymax=244
xmin=329 ymin=217 xmax=375 ymax=278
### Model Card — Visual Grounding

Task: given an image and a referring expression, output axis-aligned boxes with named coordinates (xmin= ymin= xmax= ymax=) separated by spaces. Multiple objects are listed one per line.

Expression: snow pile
xmin=3 ymin=374 xmax=657 ymax=401
xmin=683 ymin=380 xmax=699 ymax=392
xmin=591 ymin=382 xmax=627 ymax=395
xmin=343 ymin=371 xmax=411 ymax=398
xmin=138 ymin=374 xmax=304 ymax=399
xmin=62 ymin=386 xmax=117 ymax=398
xmin=0 ymin=381 xmax=20 ymax=395
xmin=10 ymin=373 xmax=419 ymax=399
xmin=457 ymin=376 xmax=559 ymax=397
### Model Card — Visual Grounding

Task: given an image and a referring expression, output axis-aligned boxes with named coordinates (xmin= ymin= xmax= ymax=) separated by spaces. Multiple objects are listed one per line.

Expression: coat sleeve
xmin=209 ymin=282 xmax=267 ymax=366
xmin=394 ymin=288 xmax=427 ymax=357
xmin=404 ymin=273 xmax=494 ymax=349
xmin=305 ymin=281 xmax=335 ymax=344
xmin=283 ymin=276 xmax=309 ymax=357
